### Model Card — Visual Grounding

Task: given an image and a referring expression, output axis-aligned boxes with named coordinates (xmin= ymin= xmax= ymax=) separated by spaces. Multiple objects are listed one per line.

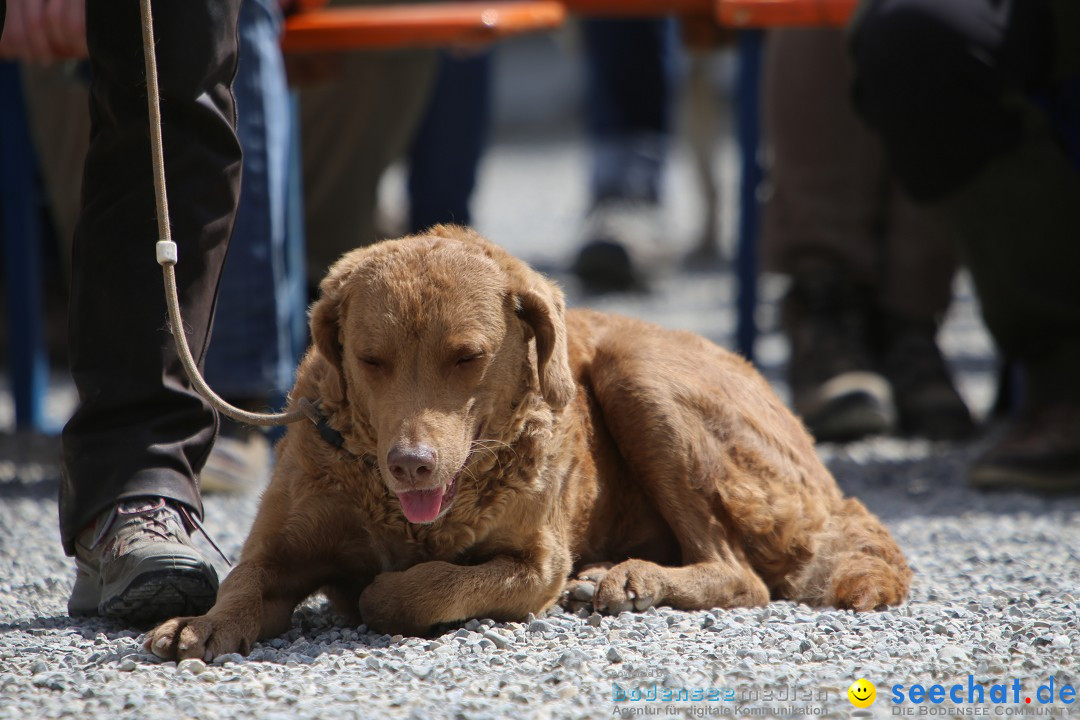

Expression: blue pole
xmin=734 ymin=29 xmax=763 ymax=364
xmin=0 ymin=61 xmax=49 ymax=431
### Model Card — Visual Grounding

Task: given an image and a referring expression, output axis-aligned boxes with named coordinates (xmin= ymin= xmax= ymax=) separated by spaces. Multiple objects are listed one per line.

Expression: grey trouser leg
xmin=298 ymin=0 xmax=437 ymax=287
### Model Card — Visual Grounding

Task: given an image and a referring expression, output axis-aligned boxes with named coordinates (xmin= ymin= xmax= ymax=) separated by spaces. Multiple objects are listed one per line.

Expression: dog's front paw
xmin=144 ymin=614 xmax=256 ymax=661
xmin=359 ymin=572 xmax=433 ymax=636
xmin=594 ymin=559 xmax=664 ymax=614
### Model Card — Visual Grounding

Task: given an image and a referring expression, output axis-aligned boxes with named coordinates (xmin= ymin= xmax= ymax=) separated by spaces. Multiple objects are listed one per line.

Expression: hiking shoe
xmin=200 ymin=424 xmax=272 ymax=495
xmin=878 ymin=315 xmax=976 ymax=441
xmin=68 ymin=497 xmax=221 ymax=624
xmin=571 ymin=199 xmax=670 ymax=293
xmin=968 ymin=403 xmax=1080 ymax=493
xmin=784 ymin=264 xmax=895 ymax=442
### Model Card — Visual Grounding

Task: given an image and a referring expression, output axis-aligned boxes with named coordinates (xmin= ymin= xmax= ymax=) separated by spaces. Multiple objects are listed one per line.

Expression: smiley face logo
xmin=848 ymin=679 xmax=876 ymax=708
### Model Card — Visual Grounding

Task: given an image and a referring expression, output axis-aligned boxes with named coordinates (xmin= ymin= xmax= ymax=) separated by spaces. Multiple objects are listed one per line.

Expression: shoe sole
xmin=805 ymin=393 xmax=895 ymax=442
xmin=571 ymin=241 xmax=646 ymax=294
xmin=968 ymin=466 xmax=1080 ymax=494
xmin=99 ymin=568 xmax=218 ymax=624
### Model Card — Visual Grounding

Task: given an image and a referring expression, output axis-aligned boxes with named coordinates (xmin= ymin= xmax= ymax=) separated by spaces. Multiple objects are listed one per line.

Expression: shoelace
xmin=89 ymin=499 xmax=232 ymax=567
xmin=135 ymin=507 xmax=175 ymax=543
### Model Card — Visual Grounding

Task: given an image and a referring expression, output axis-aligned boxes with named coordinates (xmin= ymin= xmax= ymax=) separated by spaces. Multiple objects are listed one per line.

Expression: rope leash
xmin=139 ymin=0 xmax=312 ymax=428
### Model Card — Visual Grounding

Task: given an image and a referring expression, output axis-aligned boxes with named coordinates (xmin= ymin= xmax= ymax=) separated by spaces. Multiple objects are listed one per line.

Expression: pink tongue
xmin=396 ymin=488 xmax=445 ymax=523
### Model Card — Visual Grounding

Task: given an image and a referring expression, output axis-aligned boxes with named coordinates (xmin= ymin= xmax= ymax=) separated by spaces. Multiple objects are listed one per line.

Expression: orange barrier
xmin=560 ymin=0 xmax=711 ymax=17
xmin=715 ymin=0 xmax=857 ymax=27
xmin=559 ymin=0 xmax=856 ymax=25
xmin=282 ymin=1 xmax=566 ymax=53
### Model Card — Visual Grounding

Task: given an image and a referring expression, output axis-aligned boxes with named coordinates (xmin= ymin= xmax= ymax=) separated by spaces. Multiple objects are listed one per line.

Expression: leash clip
xmin=156 ymin=239 xmax=177 ymax=266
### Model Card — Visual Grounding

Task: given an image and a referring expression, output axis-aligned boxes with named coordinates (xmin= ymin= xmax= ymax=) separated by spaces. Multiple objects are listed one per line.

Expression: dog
xmin=147 ymin=225 xmax=909 ymax=659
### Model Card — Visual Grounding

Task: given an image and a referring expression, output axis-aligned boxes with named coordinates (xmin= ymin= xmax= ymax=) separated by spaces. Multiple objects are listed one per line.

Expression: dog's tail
xmin=786 ymin=497 xmax=911 ymax=611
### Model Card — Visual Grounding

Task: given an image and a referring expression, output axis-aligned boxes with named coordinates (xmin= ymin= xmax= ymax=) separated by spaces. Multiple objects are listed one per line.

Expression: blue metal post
xmin=734 ymin=29 xmax=763 ymax=364
xmin=0 ymin=61 xmax=49 ymax=431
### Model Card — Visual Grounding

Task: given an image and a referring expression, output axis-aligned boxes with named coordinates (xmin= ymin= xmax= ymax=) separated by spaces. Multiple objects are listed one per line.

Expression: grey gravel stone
xmin=527 ymin=620 xmax=552 ymax=634
xmin=213 ymin=653 xmax=246 ymax=665
xmin=482 ymin=631 xmax=509 ymax=650
xmin=569 ymin=582 xmax=595 ymax=602
xmin=177 ymin=658 xmax=207 ymax=675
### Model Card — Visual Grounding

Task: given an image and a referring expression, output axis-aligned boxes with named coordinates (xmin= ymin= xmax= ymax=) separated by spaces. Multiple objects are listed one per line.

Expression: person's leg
xmin=854 ymin=0 xmax=1080 ymax=395
xmin=582 ymin=17 xmax=676 ymax=204
xmin=764 ymin=28 xmax=882 ymax=285
xmin=60 ymin=0 xmax=242 ymax=615
xmin=876 ymin=189 xmax=974 ymax=439
xmin=763 ymin=28 xmax=894 ymax=441
xmin=20 ymin=63 xmax=90 ymax=278
xmin=201 ymin=0 xmax=301 ymax=493
xmin=299 ymin=5 xmax=437 ymax=290
xmin=573 ymin=17 xmax=678 ymax=293
xmin=204 ymin=0 xmax=297 ymax=407
xmin=853 ymin=0 xmax=1080 ymax=489
xmin=406 ymin=49 xmax=492 ymax=233
xmin=765 ymin=27 xmax=973 ymax=441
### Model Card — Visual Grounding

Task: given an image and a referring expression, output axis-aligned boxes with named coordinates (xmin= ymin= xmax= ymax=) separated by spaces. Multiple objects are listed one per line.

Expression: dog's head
xmin=310 ymin=226 xmax=574 ymax=524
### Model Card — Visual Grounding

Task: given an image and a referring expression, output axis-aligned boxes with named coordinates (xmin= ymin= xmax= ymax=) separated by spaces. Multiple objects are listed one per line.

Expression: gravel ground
xmin=2 ymin=39 xmax=1078 ymax=719
xmin=3 ymin=259 xmax=1078 ymax=719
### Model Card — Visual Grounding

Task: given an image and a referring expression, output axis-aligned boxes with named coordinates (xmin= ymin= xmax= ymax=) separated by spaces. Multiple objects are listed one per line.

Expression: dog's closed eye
xmin=455 ymin=353 xmax=485 ymax=367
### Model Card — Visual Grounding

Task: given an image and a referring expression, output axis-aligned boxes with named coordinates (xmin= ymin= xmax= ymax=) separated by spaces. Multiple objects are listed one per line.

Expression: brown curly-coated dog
xmin=147 ymin=226 xmax=909 ymax=659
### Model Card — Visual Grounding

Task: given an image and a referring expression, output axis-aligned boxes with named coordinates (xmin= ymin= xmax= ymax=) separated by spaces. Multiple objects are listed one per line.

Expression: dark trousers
xmin=582 ymin=17 xmax=678 ymax=204
xmin=407 ymin=50 xmax=492 ymax=233
xmin=851 ymin=0 xmax=1080 ymax=406
xmin=850 ymin=0 xmax=1059 ymax=201
xmin=58 ymin=0 xmax=243 ymax=553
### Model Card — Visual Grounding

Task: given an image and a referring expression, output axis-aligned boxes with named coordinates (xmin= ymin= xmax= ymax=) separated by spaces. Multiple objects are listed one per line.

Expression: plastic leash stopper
xmin=156 ymin=240 xmax=178 ymax=265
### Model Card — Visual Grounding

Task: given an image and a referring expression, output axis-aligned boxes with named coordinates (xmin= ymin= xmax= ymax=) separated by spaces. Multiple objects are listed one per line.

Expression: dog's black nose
xmin=387 ymin=445 xmax=438 ymax=484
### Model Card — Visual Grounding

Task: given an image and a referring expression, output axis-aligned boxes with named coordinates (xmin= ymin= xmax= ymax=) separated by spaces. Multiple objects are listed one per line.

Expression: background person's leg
xmin=763 ymin=28 xmax=881 ymax=285
xmin=581 ymin=17 xmax=676 ymax=205
xmin=876 ymin=188 xmax=973 ymax=439
xmin=202 ymin=0 xmax=303 ymax=493
xmin=298 ymin=0 xmax=437 ymax=291
xmin=407 ymin=49 xmax=492 ymax=233
xmin=852 ymin=0 xmax=1080 ymax=489
xmin=852 ymin=0 xmax=1080 ymax=401
xmin=572 ymin=17 xmax=678 ymax=293
xmin=204 ymin=0 xmax=300 ymax=408
xmin=20 ymin=62 xmax=89 ymax=278
xmin=762 ymin=28 xmax=894 ymax=441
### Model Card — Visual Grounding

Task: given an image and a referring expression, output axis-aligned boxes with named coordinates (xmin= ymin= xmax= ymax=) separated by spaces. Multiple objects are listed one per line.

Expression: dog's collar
xmin=315 ymin=412 xmax=347 ymax=450
xmin=297 ymin=397 xmax=346 ymax=449
xmin=297 ymin=398 xmax=377 ymax=467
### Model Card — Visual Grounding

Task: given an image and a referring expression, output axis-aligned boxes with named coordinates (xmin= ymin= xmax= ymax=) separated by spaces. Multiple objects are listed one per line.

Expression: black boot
xmin=876 ymin=314 xmax=977 ymax=441
xmin=784 ymin=263 xmax=895 ymax=442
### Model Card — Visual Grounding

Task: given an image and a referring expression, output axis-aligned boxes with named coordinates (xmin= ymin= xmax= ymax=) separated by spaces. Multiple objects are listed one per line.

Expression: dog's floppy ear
xmin=434 ymin=225 xmax=575 ymax=410
xmin=516 ymin=280 xmax=575 ymax=411
xmin=400 ymin=225 xmax=576 ymax=409
xmin=310 ymin=288 xmax=343 ymax=373
xmin=309 ymin=250 xmax=361 ymax=383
